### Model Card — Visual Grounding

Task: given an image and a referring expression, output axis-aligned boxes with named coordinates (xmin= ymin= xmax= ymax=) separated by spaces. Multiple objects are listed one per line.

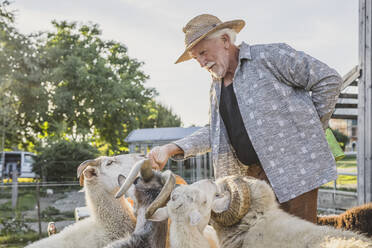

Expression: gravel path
xmin=52 ymin=190 xmax=86 ymax=212
xmin=24 ymin=190 xmax=87 ymax=233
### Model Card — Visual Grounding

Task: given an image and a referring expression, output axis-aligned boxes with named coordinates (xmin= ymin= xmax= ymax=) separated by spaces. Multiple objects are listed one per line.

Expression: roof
xmin=125 ymin=127 xmax=202 ymax=143
xmin=332 ymin=86 xmax=358 ymax=119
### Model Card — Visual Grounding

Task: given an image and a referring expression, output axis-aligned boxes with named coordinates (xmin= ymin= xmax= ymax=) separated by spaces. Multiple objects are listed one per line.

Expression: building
xmin=125 ymin=127 xmax=213 ymax=183
xmin=330 ymin=67 xmax=359 ymax=152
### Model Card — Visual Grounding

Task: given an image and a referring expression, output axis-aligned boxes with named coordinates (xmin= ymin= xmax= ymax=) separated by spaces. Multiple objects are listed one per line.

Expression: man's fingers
xmin=151 ymin=163 xmax=160 ymax=171
xmin=147 ymin=148 xmax=161 ymax=170
xmin=147 ymin=146 xmax=168 ymax=170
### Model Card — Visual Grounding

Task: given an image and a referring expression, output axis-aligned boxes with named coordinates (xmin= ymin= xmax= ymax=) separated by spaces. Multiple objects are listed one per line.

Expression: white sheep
xmin=26 ymin=154 xmax=142 ymax=248
xmin=177 ymin=176 xmax=372 ymax=248
xmin=149 ymin=180 xmax=220 ymax=248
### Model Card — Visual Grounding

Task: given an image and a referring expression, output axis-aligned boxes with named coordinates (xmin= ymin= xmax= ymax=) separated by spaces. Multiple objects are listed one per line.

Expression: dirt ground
xmin=25 ymin=190 xmax=86 ymax=232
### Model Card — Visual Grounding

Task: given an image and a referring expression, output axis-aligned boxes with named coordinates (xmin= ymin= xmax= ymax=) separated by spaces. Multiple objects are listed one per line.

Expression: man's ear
xmin=189 ymin=209 xmax=202 ymax=226
xmin=148 ymin=207 xmax=169 ymax=222
xmin=212 ymin=193 xmax=230 ymax=213
xmin=221 ymin=34 xmax=231 ymax=48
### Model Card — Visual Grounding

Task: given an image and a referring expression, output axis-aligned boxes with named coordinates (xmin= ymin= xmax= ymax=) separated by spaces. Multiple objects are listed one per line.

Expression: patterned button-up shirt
xmin=173 ymin=42 xmax=342 ymax=203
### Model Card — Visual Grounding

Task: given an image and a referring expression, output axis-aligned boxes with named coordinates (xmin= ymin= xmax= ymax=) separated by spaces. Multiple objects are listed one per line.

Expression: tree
xmin=143 ymin=100 xmax=181 ymax=128
xmin=0 ymin=3 xmax=182 ymax=154
xmin=33 ymin=140 xmax=99 ymax=181
xmin=33 ymin=21 xmax=160 ymax=152
xmin=0 ymin=1 xmax=39 ymax=151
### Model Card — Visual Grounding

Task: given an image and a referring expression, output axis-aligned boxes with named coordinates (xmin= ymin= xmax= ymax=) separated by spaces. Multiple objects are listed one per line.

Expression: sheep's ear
xmin=118 ymin=174 xmax=126 ymax=186
xmin=148 ymin=207 xmax=168 ymax=222
xmin=212 ymin=194 xmax=230 ymax=213
xmin=189 ymin=210 xmax=202 ymax=226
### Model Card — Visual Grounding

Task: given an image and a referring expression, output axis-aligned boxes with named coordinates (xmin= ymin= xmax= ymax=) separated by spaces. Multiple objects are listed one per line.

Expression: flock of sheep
xmin=26 ymin=154 xmax=372 ymax=248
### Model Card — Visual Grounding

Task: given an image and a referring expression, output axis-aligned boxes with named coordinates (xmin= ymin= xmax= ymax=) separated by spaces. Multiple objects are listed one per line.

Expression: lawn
xmin=0 ymin=232 xmax=47 ymax=247
xmin=0 ymin=190 xmax=37 ymax=219
xmin=322 ymin=154 xmax=357 ymax=191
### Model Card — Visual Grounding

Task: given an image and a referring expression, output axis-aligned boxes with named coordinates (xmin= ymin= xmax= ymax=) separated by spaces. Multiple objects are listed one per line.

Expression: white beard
xmin=210 ymin=70 xmax=222 ymax=79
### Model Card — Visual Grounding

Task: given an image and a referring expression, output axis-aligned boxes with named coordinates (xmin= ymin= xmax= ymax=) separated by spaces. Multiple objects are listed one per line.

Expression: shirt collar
xmin=238 ymin=42 xmax=252 ymax=61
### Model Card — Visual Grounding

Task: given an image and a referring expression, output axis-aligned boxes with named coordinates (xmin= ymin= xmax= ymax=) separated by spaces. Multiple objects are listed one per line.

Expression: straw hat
xmin=175 ymin=14 xmax=245 ymax=64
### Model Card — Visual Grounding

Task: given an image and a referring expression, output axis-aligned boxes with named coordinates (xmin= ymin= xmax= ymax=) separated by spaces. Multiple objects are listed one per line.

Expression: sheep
xmin=104 ymin=158 xmax=176 ymax=248
xmin=317 ymin=203 xmax=372 ymax=237
xmin=26 ymin=154 xmax=141 ymax=248
xmin=148 ymin=179 xmax=220 ymax=248
xmin=180 ymin=176 xmax=372 ymax=248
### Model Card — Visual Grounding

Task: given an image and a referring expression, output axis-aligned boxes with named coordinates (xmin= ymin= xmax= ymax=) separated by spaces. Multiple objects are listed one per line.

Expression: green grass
xmin=0 ymin=192 xmax=37 ymax=219
xmin=321 ymin=154 xmax=357 ymax=190
xmin=0 ymin=232 xmax=47 ymax=247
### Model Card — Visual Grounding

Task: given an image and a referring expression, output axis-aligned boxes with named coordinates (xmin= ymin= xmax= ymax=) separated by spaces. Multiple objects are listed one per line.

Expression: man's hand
xmin=147 ymin=143 xmax=183 ymax=170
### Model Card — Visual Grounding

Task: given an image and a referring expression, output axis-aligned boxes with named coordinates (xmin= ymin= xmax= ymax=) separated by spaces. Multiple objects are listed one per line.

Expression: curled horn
xmin=115 ymin=159 xmax=148 ymax=199
xmin=77 ymin=159 xmax=98 ymax=186
xmin=140 ymin=159 xmax=154 ymax=182
xmin=145 ymin=170 xmax=176 ymax=219
xmin=211 ymin=176 xmax=251 ymax=226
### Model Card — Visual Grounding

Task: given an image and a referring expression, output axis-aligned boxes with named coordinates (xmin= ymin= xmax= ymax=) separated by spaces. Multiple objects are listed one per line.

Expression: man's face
xmin=189 ymin=36 xmax=230 ymax=79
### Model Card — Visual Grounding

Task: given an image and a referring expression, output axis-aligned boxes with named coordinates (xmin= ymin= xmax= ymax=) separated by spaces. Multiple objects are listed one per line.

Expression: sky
xmin=10 ymin=0 xmax=359 ymax=127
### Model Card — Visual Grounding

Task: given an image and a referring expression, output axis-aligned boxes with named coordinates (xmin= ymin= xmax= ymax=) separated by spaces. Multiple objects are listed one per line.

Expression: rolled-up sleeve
xmin=263 ymin=43 xmax=343 ymax=130
xmin=171 ymin=125 xmax=211 ymax=160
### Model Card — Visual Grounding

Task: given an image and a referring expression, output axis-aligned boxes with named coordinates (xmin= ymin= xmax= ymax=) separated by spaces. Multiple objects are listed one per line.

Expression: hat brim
xmin=175 ymin=19 xmax=245 ymax=64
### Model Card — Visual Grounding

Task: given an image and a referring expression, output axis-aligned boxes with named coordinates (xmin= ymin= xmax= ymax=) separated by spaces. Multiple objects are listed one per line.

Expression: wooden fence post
xmin=11 ymin=163 xmax=18 ymax=209
xmin=36 ymin=177 xmax=42 ymax=237
xmin=357 ymin=0 xmax=372 ymax=204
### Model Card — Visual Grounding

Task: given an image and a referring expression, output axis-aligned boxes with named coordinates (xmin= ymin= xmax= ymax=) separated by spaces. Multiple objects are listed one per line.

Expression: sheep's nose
xmin=172 ymin=194 xmax=179 ymax=201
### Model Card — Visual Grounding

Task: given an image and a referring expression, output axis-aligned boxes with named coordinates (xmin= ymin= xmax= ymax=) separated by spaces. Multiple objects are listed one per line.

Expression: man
xmin=148 ymin=14 xmax=342 ymax=223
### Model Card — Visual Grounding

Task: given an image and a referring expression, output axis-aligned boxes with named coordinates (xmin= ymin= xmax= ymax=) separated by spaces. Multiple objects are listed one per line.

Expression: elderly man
xmin=148 ymin=14 xmax=342 ymax=223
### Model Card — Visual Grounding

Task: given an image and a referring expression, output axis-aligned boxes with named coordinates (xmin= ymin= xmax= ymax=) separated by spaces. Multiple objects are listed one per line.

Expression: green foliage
xmin=33 ymin=139 xmax=99 ymax=181
xmin=15 ymin=193 xmax=36 ymax=211
xmin=0 ymin=231 xmax=45 ymax=246
xmin=331 ymin=128 xmax=350 ymax=151
xmin=0 ymin=201 xmax=12 ymax=211
xmin=0 ymin=2 xmax=182 ymax=153
xmin=41 ymin=206 xmax=60 ymax=220
xmin=0 ymin=193 xmax=36 ymax=213
xmin=0 ymin=213 xmax=32 ymax=236
xmin=0 ymin=1 xmax=38 ymax=150
xmin=143 ymin=100 xmax=181 ymax=128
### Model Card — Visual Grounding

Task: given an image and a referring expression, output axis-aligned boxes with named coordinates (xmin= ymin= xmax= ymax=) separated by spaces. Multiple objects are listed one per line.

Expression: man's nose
xmin=196 ymin=57 xmax=207 ymax=68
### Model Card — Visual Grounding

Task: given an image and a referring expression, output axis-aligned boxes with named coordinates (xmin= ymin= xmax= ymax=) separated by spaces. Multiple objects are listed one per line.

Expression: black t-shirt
xmin=219 ymin=80 xmax=260 ymax=165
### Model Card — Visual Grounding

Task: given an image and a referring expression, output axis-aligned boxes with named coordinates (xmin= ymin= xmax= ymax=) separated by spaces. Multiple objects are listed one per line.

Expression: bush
xmin=41 ymin=206 xmax=60 ymax=218
xmin=33 ymin=140 xmax=99 ymax=181
xmin=0 ymin=231 xmax=46 ymax=245
xmin=0 ymin=213 xmax=32 ymax=236
xmin=331 ymin=128 xmax=350 ymax=151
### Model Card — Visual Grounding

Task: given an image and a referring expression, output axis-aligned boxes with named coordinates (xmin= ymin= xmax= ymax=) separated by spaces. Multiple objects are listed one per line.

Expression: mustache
xmin=203 ymin=62 xmax=215 ymax=70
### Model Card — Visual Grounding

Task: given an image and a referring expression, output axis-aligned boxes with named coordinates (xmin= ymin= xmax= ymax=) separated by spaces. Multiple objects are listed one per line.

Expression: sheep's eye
xmin=106 ymin=160 xmax=114 ymax=166
xmin=203 ymin=200 xmax=207 ymax=205
xmin=134 ymin=177 xmax=140 ymax=185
